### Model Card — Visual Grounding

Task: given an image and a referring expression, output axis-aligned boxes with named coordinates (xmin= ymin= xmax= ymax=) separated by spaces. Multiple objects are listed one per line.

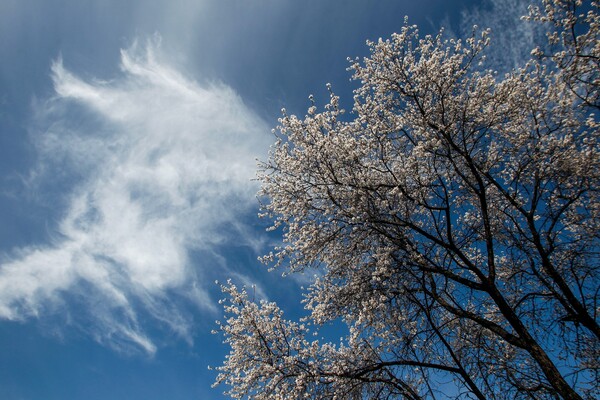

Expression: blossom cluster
xmin=215 ymin=1 xmax=599 ymax=398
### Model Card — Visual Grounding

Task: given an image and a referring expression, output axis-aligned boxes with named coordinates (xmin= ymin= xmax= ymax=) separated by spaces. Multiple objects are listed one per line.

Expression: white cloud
xmin=0 ymin=37 xmax=270 ymax=354
xmin=447 ymin=0 xmax=546 ymax=74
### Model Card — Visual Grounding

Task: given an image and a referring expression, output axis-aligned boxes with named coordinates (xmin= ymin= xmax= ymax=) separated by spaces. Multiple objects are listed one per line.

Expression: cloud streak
xmin=0 ymin=37 xmax=270 ymax=354
xmin=453 ymin=0 xmax=546 ymax=73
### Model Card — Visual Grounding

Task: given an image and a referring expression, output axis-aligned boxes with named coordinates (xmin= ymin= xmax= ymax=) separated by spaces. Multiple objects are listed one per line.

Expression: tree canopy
xmin=214 ymin=1 xmax=600 ymax=398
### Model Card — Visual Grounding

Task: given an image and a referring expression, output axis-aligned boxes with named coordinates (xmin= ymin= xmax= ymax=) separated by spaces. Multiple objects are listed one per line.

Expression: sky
xmin=0 ymin=1 xmax=540 ymax=399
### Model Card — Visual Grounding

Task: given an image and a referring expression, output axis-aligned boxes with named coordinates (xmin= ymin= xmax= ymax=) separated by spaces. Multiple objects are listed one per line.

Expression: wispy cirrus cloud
xmin=0 ymin=37 xmax=270 ymax=354
xmin=452 ymin=0 xmax=546 ymax=73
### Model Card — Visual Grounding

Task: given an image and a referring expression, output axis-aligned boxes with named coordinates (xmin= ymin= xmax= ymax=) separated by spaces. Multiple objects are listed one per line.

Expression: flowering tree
xmin=214 ymin=1 xmax=599 ymax=399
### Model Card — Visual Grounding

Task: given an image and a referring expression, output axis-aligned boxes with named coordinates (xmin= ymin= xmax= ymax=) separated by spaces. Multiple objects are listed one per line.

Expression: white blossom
xmin=215 ymin=1 xmax=599 ymax=399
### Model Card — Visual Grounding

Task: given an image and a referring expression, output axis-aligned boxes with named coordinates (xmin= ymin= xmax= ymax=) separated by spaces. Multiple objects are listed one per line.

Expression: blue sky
xmin=0 ymin=1 xmax=538 ymax=398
